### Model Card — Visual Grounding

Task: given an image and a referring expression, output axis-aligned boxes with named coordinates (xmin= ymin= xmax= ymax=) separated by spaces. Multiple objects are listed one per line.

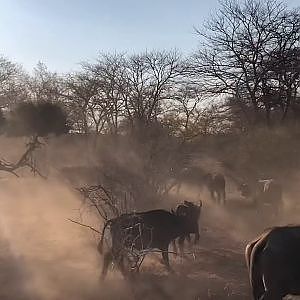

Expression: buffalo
xmin=240 ymin=179 xmax=283 ymax=215
xmin=246 ymin=225 xmax=300 ymax=299
xmin=205 ymin=173 xmax=226 ymax=204
xmin=172 ymin=200 xmax=202 ymax=255
xmin=98 ymin=208 xmax=200 ymax=279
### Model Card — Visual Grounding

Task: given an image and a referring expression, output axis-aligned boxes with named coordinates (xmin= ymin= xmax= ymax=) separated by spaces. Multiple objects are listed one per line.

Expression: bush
xmin=35 ymin=102 xmax=70 ymax=136
xmin=7 ymin=101 xmax=70 ymax=136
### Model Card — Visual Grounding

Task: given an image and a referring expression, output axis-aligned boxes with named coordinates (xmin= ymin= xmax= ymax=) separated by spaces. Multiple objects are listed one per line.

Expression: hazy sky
xmin=0 ymin=0 xmax=299 ymax=73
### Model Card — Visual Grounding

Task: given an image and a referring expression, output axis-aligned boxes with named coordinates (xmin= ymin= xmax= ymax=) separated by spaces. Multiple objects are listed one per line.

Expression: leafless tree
xmin=0 ymin=56 xmax=28 ymax=110
xmin=28 ymin=62 xmax=64 ymax=104
xmin=62 ymin=51 xmax=185 ymax=135
xmin=62 ymin=72 xmax=101 ymax=133
xmin=121 ymin=50 xmax=184 ymax=131
xmin=162 ymin=84 xmax=208 ymax=140
xmin=266 ymin=24 xmax=300 ymax=122
xmin=193 ymin=0 xmax=300 ymax=126
xmin=62 ymin=55 xmax=126 ymax=134
xmin=81 ymin=53 xmax=126 ymax=134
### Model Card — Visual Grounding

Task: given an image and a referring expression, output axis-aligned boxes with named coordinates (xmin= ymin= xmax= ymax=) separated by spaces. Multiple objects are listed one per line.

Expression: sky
xmin=0 ymin=0 xmax=299 ymax=73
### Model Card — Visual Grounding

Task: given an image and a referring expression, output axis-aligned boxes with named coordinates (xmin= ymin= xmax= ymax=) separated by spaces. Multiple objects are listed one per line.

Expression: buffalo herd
xmin=96 ymin=170 xmax=300 ymax=299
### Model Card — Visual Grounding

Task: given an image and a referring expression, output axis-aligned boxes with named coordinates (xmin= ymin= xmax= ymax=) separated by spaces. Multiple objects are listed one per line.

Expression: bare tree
xmin=267 ymin=19 xmax=300 ymax=122
xmin=62 ymin=56 xmax=126 ymax=134
xmin=193 ymin=0 xmax=300 ymax=126
xmin=64 ymin=51 xmax=185 ymax=135
xmin=81 ymin=53 xmax=126 ymax=134
xmin=162 ymin=84 xmax=207 ymax=140
xmin=121 ymin=50 xmax=184 ymax=131
xmin=0 ymin=56 xmax=28 ymax=110
xmin=62 ymin=72 xmax=101 ymax=133
xmin=28 ymin=62 xmax=64 ymax=104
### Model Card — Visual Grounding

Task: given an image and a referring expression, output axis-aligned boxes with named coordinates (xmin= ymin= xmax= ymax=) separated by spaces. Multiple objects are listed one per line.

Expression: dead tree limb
xmin=76 ymin=184 xmax=128 ymax=220
xmin=67 ymin=218 xmax=101 ymax=234
xmin=0 ymin=135 xmax=45 ymax=178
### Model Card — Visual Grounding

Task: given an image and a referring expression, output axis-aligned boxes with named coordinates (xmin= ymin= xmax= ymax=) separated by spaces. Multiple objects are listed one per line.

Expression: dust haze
xmin=0 ymin=0 xmax=300 ymax=298
xmin=1 ymin=133 xmax=300 ymax=300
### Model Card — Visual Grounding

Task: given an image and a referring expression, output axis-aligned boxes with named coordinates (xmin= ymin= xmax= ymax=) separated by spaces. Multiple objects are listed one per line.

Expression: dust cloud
xmin=0 ymin=177 xmax=134 ymax=300
xmin=1 ymin=133 xmax=300 ymax=300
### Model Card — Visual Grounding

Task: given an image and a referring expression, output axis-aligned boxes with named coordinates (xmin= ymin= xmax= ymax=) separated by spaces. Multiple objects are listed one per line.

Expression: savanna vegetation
xmin=0 ymin=1 xmax=300 ymax=298
xmin=0 ymin=0 xmax=299 ymax=184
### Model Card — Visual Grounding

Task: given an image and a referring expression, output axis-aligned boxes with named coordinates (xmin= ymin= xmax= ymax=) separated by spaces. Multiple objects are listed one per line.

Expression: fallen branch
xmin=76 ymin=184 xmax=124 ymax=221
xmin=0 ymin=135 xmax=45 ymax=177
xmin=67 ymin=218 xmax=101 ymax=234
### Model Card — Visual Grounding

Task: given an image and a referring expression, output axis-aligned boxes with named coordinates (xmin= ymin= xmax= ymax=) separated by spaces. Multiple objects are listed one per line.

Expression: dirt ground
xmin=0 ymin=173 xmax=298 ymax=299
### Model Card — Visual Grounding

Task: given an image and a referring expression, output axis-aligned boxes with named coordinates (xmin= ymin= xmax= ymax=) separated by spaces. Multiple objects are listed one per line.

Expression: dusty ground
xmin=0 ymin=174 xmax=298 ymax=300
xmin=0 ymin=177 xmax=251 ymax=300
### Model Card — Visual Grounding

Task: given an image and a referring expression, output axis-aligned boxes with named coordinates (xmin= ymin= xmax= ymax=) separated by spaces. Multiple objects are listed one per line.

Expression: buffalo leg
xmin=210 ymin=190 xmax=215 ymax=202
xmin=217 ymin=191 xmax=221 ymax=204
xmin=116 ymin=254 xmax=128 ymax=278
xmin=161 ymin=247 xmax=173 ymax=272
xmin=178 ymin=235 xmax=185 ymax=256
xmin=101 ymin=250 xmax=113 ymax=280
xmin=172 ymin=239 xmax=178 ymax=257
xmin=186 ymin=233 xmax=191 ymax=245
xmin=260 ymin=290 xmax=282 ymax=300
xmin=222 ymin=189 xmax=226 ymax=205
xmin=194 ymin=230 xmax=200 ymax=244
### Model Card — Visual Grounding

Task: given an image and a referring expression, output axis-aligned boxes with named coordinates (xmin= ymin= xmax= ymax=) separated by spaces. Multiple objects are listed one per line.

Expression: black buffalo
xmin=172 ymin=200 xmax=202 ymax=255
xmin=246 ymin=225 xmax=300 ymax=299
xmin=98 ymin=208 xmax=199 ymax=279
xmin=240 ymin=179 xmax=283 ymax=215
xmin=205 ymin=173 xmax=226 ymax=204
